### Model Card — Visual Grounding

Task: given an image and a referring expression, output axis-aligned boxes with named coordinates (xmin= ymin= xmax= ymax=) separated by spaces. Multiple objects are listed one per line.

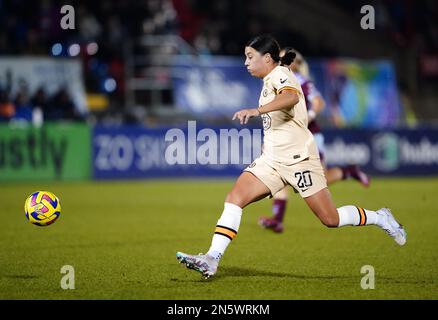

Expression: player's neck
xmin=262 ymin=63 xmax=279 ymax=79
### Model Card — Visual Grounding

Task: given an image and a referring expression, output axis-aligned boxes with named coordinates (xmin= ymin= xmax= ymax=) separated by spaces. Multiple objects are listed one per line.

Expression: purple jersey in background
xmin=295 ymin=73 xmax=322 ymax=134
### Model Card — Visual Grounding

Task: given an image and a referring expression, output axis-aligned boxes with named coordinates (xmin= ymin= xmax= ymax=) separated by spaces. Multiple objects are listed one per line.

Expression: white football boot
xmin=377 ymin=208 xmax=407 ymax=246
xmin=176 ymin=252 xmax=218 ymax=279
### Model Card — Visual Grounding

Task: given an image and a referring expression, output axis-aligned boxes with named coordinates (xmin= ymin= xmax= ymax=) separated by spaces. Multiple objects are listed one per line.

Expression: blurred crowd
xmin=333 ymin=0 xmax=438 ymax=53
xmin=1 ymin=0 xmax=436 ymax=54
xmin=0 ymin=87 xmax=84 ymax=123
xmin=0 ymin=0 xmax=437 ymax=124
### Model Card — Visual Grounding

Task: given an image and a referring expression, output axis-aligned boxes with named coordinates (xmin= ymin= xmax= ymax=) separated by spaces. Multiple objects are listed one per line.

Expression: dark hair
xmin=246 ymin=34 xmax=281 ymax=63
xmin=279 ymin=46 xmax=297 ymax=66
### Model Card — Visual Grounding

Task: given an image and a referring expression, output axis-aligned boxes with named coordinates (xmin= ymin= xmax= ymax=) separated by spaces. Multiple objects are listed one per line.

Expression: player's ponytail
xmin=280 ymin=47 xmax=310 ymax=77
xmin=280 ymin=47 xmax=296 ymax=66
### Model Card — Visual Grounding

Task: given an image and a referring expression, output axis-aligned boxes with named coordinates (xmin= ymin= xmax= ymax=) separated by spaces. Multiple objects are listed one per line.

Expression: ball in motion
xmin=24 ymin=191 xmax=61 ymax=226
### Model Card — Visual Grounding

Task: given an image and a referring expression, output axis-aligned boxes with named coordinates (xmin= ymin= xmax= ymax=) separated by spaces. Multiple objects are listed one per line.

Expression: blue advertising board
xmin=93 ymin=124 xmax=438 ymax=179
xmin=93 ymin=123 xmax=262 ymax=179
xmin=323 ymin=128 xmax=438 ymax=176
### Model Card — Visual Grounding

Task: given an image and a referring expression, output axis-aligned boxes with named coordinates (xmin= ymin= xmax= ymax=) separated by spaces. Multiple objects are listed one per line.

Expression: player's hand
xmin=232 ymin=108 xmax=260 ymax=124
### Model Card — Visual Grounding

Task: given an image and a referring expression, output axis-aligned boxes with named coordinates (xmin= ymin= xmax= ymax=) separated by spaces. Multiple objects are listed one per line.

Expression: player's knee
xmin=320 ymin=216 xmax=339 ymax=228
xmin=225 ymin=192 xmax=245 ymax=208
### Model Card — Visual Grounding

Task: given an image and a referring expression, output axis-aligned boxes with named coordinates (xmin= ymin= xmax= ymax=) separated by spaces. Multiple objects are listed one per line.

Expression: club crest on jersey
xmin=262 ymin=113 xmax=271 ymax=130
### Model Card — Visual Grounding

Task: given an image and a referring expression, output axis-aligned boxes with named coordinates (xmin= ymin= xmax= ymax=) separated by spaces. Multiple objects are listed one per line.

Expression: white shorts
xmin=244 ymin=154 xmax=327 ymax=198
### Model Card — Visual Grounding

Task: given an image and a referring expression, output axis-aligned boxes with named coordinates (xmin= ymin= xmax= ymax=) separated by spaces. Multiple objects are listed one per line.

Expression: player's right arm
xmin=232 ymin=90 xmax=299 ymax=124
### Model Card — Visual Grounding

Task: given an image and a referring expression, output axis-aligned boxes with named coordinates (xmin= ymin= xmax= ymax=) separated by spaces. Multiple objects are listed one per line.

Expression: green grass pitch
xmin=1 ymin=177 xmax=437 ymax=299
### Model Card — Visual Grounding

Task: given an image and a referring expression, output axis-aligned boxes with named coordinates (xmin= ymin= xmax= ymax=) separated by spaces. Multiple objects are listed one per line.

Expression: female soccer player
xmin=176 ymin=35 xmax=406 ymax=279
xmin=258 ymin=48 xmax=370 ymax=233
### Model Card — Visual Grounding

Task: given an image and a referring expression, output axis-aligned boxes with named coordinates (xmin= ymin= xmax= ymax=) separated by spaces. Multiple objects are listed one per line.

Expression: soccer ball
xmin=24 ymin=191 xmax=61 ymax=226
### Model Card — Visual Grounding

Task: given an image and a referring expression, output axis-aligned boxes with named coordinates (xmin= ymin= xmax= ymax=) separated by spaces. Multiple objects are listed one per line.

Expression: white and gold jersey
xmin=258 ymin=65 xmax=319 ymax=165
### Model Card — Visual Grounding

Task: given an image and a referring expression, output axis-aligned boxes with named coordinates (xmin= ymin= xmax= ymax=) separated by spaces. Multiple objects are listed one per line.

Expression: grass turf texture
xmin=0 ymin=178 xmax=437 ymax=299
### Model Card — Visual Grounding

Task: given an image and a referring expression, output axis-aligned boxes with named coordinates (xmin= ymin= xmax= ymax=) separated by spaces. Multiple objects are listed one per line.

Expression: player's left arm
xmin=307 ymin=82 xmax=325 ymax=121
xmin=232 ymin=90 xmax=299 ymax=124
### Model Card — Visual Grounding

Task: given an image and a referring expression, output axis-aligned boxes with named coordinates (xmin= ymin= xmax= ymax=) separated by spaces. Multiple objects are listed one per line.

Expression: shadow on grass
xmin=171 ymin=266 xmax=437 ymax=286
xmin=3 ymin=275 xmax=39 ymax=279
xmin=216 ymin=266 xmax=354 ymax=280
xmin=171 ymin=265 xmax=355 ymax=282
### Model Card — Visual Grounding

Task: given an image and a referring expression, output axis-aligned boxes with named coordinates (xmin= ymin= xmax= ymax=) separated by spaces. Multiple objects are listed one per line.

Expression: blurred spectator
xmin=77 ymin=5 xmax=103 ymax=42
xmin=0 ymin=90 xmax=15 ymax=122
xmin=142 ymin=0 xmax=178 ymax=36
xmin=38 ymin=0 xmax=62 ymax=41
xmin=106 ymin=15 xmax=125 ymax=51
xmin=46 ymin=88 xmax=84 ymax=121
xmin=31 ymin=87 xmax=49 ymax=112
xmin=13 ymin=91 xmax=33 ymax=121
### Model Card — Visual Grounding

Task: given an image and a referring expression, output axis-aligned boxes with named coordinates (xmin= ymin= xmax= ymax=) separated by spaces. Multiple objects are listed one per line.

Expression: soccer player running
xmin=176 ymin=35 xmax=406 ymax=279
xmin=258 ymin=48 xmax=370 ymax=233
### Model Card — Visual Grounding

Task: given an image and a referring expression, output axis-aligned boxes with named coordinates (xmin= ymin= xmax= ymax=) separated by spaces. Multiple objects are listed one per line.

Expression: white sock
xmin=337 ymin=205 xmax=383 ymax=227
xmin=207 ymin=202 xmax=242 ymax=260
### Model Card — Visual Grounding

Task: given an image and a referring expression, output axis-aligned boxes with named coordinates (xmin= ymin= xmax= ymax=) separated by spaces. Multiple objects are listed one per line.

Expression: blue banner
xmin=171 ymin=56 xmax=262 ymax=116
xmin=93 ymin=125 xmax=438 ymax=179
xmin=93 ymin=123 xmax=262 ymax=179
xmin=323 ymin=128 xmax=438 ymax=175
